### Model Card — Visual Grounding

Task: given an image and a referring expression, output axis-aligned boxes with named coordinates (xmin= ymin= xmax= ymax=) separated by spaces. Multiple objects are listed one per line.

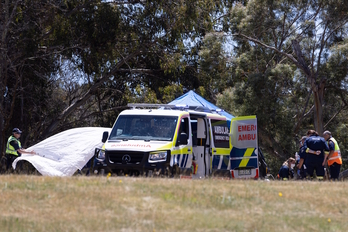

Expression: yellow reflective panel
xmin=214 ymin=148 xmax=230 ymax=156
xmin=171 ymin=146 xmax=192 ymax=155
xmin=239 ymin=148 xmax=254 ymax=167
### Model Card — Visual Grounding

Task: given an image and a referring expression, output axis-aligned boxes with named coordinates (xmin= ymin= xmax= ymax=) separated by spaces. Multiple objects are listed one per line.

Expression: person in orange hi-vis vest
xmin=323 ymin=131 xmax=342 ymax=181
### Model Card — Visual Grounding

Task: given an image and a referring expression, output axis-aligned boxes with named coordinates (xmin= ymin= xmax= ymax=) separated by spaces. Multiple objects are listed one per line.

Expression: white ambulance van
xmin=94 ymin=103 xmax=231 ymax=178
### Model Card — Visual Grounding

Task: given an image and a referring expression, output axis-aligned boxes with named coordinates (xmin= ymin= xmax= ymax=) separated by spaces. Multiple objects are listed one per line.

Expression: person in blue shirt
xmin=296 ymin=136 xmax=308 ymax=179
xmin=278 ymin=157 xmax=296 ymax=180
xmin=303 ymin=130 xmax=329 ymax=180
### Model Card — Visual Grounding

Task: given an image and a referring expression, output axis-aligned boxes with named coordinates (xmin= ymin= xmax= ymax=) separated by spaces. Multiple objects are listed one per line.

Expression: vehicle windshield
xmin=109 ymin=115 xmax=178 ymax=141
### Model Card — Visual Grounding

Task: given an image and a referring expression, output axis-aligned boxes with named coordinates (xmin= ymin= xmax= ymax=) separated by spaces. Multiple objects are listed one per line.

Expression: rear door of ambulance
xmin=210 ymin=117 xmax=231 ymax=178
xmin=229 ymin=115 xmax=259 ymax=179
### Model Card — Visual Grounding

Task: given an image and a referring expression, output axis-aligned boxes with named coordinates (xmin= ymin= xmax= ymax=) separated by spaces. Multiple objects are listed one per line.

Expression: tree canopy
xmin=1 ymin=0 xmax=348 ymax=175
xmin=217 ymin=0 xmax=348 ymax=169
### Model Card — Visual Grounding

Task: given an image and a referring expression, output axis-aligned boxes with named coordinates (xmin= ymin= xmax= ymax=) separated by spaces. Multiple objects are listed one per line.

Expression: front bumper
xmin=94 ymin=149 xmax=171 ymax=176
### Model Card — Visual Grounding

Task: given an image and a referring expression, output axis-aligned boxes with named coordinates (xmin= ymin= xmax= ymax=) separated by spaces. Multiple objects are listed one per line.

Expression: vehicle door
xmin=170 ymin=115 xmax=192 ymax=171
xmin=210 ymin=119 xmax=231 ymax=177
xmin=190 ymin=114 xmax=209 ymax=178
xmin=229 ymin=115 xmax=259 ymax=179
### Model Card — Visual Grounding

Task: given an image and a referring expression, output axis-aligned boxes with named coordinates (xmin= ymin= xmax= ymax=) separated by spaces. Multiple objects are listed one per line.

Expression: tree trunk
xmin=0 ymin=116 xmax=4 ymax=156
xmin=313 ymin=91 xmax=323 ymax=134
xmin=292 ymin=39 xmax=325 ymax=134
xmin=313 ymin=80 xmax=326 ymax=135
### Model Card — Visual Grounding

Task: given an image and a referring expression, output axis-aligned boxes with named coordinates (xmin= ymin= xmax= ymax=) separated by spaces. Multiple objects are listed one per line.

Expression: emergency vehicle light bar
xmin=127 ymin=103 xmax=189 ymax=110
xmin=173 ymin=104 xmax=189 ymax=109
xmin=127 ymin=103 xmax=225 ymax=114
xmin=213 ymin=108 xmax=225 ymax=113
xmin=127 ymin=103 xmax=172 ymax=109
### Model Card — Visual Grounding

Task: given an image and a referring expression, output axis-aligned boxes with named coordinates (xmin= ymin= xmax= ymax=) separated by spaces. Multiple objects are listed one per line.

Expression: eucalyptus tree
xmin=227 ymin=0 xmax=348 ymax=134
xmin=218 ymin=0 xmax=348 ymax=162
xmin=1 ymin=0 xmax=224 ymax=155
xmin=0 ymin=0 xmax=63 ymax=150
xmin=41 ymin=0 xmax=221 ymax=138
xmin=197 ymin=33 xmax=233 ymax=102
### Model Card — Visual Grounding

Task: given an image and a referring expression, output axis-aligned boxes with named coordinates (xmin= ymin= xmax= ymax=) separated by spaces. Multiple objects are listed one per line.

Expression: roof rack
xmin=127 ymin=103 xmax=224 ymax=115
xmin=127 ymin=103 xmax=177 ymax=110
xmin=186 ymin=105 xmax=211 ymax=113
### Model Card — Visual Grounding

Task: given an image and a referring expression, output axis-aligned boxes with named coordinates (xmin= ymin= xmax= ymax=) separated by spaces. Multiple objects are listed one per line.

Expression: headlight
xmin=148 ymin=152 xmax=167 ymax=162
xmin=96 ymin=149 xmax=105 ymax=161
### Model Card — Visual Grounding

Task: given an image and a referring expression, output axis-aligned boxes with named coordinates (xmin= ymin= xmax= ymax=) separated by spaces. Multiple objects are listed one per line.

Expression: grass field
xmin=0 ymin=175 xmax=347 ymax=232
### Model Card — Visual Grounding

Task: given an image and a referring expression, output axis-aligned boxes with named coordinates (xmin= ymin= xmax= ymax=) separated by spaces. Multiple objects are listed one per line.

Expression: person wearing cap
xmin=5 ymin=128 xmax=35 ymax=171
xmin=303 ymin=130 xmax=329 ymax=180
xmin=323 ymin=130 xmax=342 ymax=180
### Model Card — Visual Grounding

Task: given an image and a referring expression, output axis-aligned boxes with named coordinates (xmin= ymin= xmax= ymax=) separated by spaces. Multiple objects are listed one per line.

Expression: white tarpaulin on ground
xmin=12 ymin=127 xmax=111 ymax=176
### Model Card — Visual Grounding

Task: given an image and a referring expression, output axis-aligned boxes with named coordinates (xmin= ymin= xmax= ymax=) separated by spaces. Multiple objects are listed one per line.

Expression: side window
xmin=191 ymin=120 xmax=198 ymax=146
xmin=211 ymin=120 xmax=229 ymax=148
xmin=179 ymin=117 xmax=189 ymax=135
xmin=176 ymin=117 xmax=189 ymax=146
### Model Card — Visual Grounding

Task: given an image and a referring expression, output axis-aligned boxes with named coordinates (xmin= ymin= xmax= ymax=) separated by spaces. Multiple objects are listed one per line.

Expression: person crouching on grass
xmin=278 ymin=158 xmax=296 ymax=180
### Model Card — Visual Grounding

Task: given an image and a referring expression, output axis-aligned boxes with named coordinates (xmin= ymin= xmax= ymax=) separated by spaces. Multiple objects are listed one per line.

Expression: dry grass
xmin=0 ymin=175 xmax=347 ymax=232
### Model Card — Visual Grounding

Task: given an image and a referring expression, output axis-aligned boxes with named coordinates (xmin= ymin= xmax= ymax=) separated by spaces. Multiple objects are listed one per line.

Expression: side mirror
xmin=102 ymin=131 xmax=109 ymax=143
xmin=178 ymin=132 xmax=188 ymax=145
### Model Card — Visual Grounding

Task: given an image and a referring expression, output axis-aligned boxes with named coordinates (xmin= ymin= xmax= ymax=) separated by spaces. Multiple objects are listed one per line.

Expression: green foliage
xmin=159 ymin=84 xmax=184 ymax=103
xmin=1 ymin=0 xmax=223 ymax=147
xmin=217 ymin=0 xmax=348 ymax=174
xmin=126 ymin=84 xmax=159 ymax=104
xmin=0 ymin=0 xmax=65 ymax=146
xmin=2 ymin=0 xmax=348 ymax=176
xmin=198 ymin=33 xmax=233 ymax=102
